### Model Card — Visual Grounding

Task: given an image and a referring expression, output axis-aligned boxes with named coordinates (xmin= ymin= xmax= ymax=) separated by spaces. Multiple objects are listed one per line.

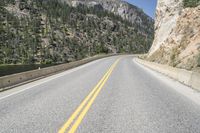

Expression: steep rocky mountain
xmin=64 ymin=0 xmax=154 ymax=35
xmin=148 ymin=0 xmax=200 ymax=71
xmin=0 ymin=0 xmax=154 ymax=65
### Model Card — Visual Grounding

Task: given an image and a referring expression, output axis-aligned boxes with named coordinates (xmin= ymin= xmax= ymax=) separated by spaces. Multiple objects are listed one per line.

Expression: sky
xmin=125 ymin=0 xmax=157 ymax=18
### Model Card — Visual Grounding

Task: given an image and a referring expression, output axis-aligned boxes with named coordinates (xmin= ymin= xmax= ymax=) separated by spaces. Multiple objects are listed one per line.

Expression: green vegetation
xmin=197 ymin=53 xmax=200 ymax=67
xmin=183 ymin=0 xmax=200 ymax=7
xmin=0 ymin=0 xmax=154 ymax=65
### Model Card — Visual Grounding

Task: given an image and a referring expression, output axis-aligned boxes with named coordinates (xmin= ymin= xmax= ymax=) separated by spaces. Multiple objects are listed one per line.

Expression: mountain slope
xmin=0 ymin=0 xmax=154 ymax=64
xmin=64 ymin=0 xmax=154 ymax=36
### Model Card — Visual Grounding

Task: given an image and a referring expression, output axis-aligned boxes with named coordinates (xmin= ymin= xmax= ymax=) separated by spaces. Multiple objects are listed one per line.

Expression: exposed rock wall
xmin=149 ymin=0 xmax=183 ymax=55
xmin=148 ymin=0 xmax=200 ymax=71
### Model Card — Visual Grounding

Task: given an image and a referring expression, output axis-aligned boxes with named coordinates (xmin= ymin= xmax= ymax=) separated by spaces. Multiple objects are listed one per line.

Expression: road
xmin=0 ymin=56 xmax=200 ymax=133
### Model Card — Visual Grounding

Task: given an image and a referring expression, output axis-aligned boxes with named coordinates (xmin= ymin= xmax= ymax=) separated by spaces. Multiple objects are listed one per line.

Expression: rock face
xmin=148 ymin=0 xmax=200 ymax=71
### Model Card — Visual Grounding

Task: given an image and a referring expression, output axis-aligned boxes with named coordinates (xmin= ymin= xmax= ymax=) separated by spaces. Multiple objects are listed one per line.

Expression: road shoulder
xmin=133 ymin=58 xmax=200 ymax=106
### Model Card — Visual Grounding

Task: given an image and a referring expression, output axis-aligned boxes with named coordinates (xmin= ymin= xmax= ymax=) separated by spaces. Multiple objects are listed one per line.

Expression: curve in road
xmin=0 ymin=56 xmax=200 ymax=133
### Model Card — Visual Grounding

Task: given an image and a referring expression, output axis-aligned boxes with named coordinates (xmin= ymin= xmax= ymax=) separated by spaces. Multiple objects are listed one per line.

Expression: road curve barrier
xmin=135 ymin=58 xmax=200 ymax=91
xmin=0 ymin=54 xmax=117 ymax=91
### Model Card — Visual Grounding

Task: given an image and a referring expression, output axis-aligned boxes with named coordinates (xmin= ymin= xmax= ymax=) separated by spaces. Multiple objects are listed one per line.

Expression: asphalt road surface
xmin=0 ymin=56 xmax=200 ymax=133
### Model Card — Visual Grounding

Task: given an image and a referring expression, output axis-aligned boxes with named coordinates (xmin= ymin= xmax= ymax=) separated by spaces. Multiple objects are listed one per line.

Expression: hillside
xmin=64 ymin=0 xmax=154 ymax=35
xmin=148 ymin=0 xmax=200 ymax=72
xmin=0 ymin=0 xmax=154 ymax=65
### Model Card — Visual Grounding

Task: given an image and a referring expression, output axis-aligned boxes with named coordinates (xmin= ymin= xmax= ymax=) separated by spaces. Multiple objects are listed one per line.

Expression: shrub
xmin=183 ymin=0 xmax=200 ymax=7
xmin=197 ymin=54 xmax=200 ymax=67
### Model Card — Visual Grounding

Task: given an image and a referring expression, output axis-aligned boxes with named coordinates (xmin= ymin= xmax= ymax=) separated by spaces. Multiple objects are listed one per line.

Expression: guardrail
xmin=0 ymin=54 xmax=117 ymax=91
xmin=135 ymin=58 xmax=200 ymax=91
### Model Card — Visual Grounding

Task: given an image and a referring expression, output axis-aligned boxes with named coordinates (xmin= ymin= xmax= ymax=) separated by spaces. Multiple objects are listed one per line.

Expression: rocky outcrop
xmin=148 ymin=0 xmax=200 ymax=72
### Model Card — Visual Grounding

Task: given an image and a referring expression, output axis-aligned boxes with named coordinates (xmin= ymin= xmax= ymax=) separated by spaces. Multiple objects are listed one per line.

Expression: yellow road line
xmin=58 ymin=64 xmax=113 ymax=133
xmin=68 ymin=59 xmax=120 ymax=133
xmin=58 ymin=59 xmax=120 ymax=133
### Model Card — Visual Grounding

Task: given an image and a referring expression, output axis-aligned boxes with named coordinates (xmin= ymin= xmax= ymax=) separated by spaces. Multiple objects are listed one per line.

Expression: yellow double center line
xmin=58 ymin=58 xmax=121 ymax=133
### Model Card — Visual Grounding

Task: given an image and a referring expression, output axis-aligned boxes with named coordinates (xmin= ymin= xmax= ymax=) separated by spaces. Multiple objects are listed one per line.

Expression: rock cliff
xmin=148 ymin=0 xmax=200 ymax=71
